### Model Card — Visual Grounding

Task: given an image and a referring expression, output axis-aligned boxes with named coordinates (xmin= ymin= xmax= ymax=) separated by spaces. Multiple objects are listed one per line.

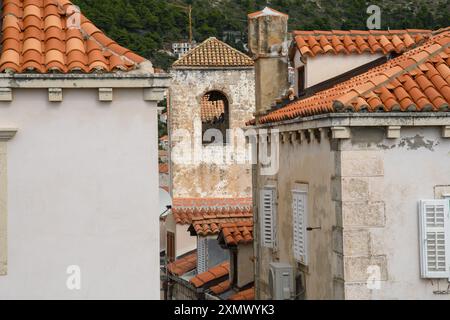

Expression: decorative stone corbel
xmin=308 ymin=128 xmax=322 ymax=143
xmin=290 ymin=131 xmax=299 ymax=144
xmin=0 ymin=129 xmax=17 ymax=141
xmin=319 ymin=128 xmax=328 ymax=141
xmin=331 ymin=127 xmax=351 ymax=139
xmin=143 ymin=88 xmax=166 ymax=102
xmin=300 ymin=130 xmax=308 ymax=143
xmin=48 ymin=88 xmax=63 ymax=102
xmin=99 ymin=88 xmax=113 ymax=101
xmin=442 ymin=126 xmax=450 ymax=138
xmin=386 ymin=126 xmax=401 ymax=139
xmin=0 ymin=88 xmax=12 ymax=101
xmin=281 ymin=132 xmax=290 ymax=144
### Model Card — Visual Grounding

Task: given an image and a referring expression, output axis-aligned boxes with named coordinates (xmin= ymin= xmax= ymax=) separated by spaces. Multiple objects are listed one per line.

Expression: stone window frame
xmin=197 ymin=87 xmax=234 ymax=146
xmin=0 ymin=129 xmax=17 ymax=276
xmin=200 ymin=90 xmax=230 ymax=145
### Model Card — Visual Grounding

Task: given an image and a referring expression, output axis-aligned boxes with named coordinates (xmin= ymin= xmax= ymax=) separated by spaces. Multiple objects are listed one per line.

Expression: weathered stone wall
xmin=340 ymin=126 xmax=450 ymax=300
xmin=169 ymin=68 xmax=255 ymax=198
xmin=255 ymin=130 xmax=342 ymax=299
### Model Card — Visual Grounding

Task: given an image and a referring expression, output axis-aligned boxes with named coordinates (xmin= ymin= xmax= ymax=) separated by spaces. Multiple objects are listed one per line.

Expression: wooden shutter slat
xmin=419 ymin=200 xmax=450 ymax=279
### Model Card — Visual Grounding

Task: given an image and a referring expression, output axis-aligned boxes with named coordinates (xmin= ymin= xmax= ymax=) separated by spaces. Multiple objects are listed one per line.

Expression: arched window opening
xmin=201 ymin=91 xmax=229 ymax=145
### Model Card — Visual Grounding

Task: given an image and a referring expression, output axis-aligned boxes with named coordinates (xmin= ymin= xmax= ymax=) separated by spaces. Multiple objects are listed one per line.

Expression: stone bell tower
xmin=248 ymin=7 xmax=290 ymax=121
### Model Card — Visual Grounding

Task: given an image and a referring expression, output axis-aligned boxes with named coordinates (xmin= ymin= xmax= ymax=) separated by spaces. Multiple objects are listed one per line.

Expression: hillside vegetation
xmin=72 ymin=0 xmax=450 ymax=69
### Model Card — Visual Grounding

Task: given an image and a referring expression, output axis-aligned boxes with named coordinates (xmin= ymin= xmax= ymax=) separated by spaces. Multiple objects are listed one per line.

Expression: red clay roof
xmin=228 ymin=287 xmax=255 ymax=300
xmin=172 ymin=37 xmax=254 ymax=68
xmin=172 ymin=198 xmax=253 ymax=225
xmin=209 ymin=279 xmax=231 ymax=295
xmin=0 ymin=0 xmax=147 ymax=74
xmin=192 ymin=215 xmax=253 ymax=237
xmin=167 ymin=251 xmax=197 ymax=276
xmin=257 ymin=28 xmax=450 ymax=124
xmin=293 ymin=29 xmax=432 ymax=57
xmin=221 ymin=221 xmax=254 ymax=246
xmin=201 ymin=94 xmax=225 ymax=123
xmin=190 ymin=262 xmax=230 ymax=288
xmin=248 ymin=7 xmax=288 ymax=19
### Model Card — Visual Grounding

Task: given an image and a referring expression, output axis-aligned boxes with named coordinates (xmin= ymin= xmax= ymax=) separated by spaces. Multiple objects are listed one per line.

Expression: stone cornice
xmin=249 ymin=113 xmax=450 ymax=132
xmin=0 ymin=129 xmax=18 ymax=141
xmin=0 ymin=73 xmax=170 ymax=89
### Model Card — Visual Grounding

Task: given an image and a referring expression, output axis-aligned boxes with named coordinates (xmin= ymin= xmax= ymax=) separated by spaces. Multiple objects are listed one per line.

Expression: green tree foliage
xmin=72 ymin=0 xmax=449 ymax=70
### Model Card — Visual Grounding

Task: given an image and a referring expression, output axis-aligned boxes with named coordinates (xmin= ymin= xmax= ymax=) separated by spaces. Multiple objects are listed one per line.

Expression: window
xmin=260 ymin=187 xmax=276 ymax=248
xmin=292 ymin=190 xmax=308 ymax=265
xmin=201 ymin=91 xmax=229 ymax=145
xmin=297 ymin=66 xmax=305 ymax=95
xmin=197 ymin=237 xmax=208 ymax=274
xmin=419 ymin=200 xmax=450 ymax=279
xmin=166 ymin=232 xmax=175 ymax=263
xmin=231 ymin=250 xmax=238 ymax=285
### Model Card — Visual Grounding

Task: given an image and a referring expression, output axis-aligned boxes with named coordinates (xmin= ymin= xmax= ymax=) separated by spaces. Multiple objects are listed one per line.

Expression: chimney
xmin=248 ymin=7 xmax=289 ymax=122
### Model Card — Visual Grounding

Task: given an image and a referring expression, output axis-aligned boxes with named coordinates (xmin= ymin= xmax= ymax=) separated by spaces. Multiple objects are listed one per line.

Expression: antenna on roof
xmin=169 ymin=3 xmax=194 ymax=44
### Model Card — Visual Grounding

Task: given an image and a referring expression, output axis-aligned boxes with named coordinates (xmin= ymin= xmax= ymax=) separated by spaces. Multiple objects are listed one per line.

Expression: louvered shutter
xmin=260 ymin=188 xmax=276 ymax=248
xmin=197 ymin=237 xmax=208 ymax=274
xmin=419 ymin=200 xmax=450 ymax=279
xmin=293 ymin=191 xmax=308 ymax=264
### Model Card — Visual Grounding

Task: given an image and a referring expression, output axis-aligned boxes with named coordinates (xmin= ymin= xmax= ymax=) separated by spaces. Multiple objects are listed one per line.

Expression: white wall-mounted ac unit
xmin=269 ymin=262 xmax=295 ymax=300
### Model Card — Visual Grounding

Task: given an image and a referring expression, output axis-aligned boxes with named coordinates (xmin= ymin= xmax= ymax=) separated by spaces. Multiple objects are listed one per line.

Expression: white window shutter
xmin=197 ymin=237 xmax=208 ymax=274
xmin=419 ymin=200 xmax=450 ymax=279
xmin=293 ymin=191 xmax=308 ymax=265
xmin=260 ymin=188 xmax=276 ymax=248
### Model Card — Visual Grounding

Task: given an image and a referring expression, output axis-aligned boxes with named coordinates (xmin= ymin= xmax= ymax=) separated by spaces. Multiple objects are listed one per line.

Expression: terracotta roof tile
xmin=201 ymin=93 xmax=225 ymax=123
xmin=192 ymin=216 xmax=253 ymax=237
xmin=210 ymin=279 xmax=231 ymax=295
xmin=0 ymin=0 xmax=148 ymax=74
xmin=220 ymin=221 xmax=254 ymax=246
xmin=167 ymin=251 xmax=197 ymax=276
xmin=228 ymin=287 xmax=255 ymax=300
xmin=173 ymin=37 xmax=254 ymax=68
xmin=255 ymin=28 xmax=450 ymax=124
xmin=293 ymin=29 xmax=432 ymax=57
xmin=247 ymin=7 xmax=288 ymax=19
xmin=189 ymin=262 xmax=230 ymax=288
xmin=172 ymin=197 xmax=253 ymax=225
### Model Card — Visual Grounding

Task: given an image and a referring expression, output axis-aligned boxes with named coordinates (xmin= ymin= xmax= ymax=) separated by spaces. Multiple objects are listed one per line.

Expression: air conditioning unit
xmin=269 ymin=262 xmax=295 ymax=300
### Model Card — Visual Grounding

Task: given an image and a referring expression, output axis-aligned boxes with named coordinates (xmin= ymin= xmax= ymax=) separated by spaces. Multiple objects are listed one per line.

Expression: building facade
xmin=165 ymin=37 xmax=256 ymax=261
xmin=0 ymin=0 xmax=169 ymax=299
xmin=164 ymin=37 xmax=256 ymax=300
xmin=248 ymin=8 xmax=450 ymax=300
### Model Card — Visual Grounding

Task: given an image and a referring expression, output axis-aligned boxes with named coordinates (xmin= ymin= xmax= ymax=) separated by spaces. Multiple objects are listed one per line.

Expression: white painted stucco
xmin=253 ymin=116 xmax=450 ymax=300
xmin=341 ymin=126 xmax=450 ymax=299
xmin=293 ymin=50 xmax=384 ymax=95
xmin=176 ymin=224 xmax=196 ymax=257
xmin=0 ymin=88 xmax=160 ymax=299
xmin=164 ymin=213 xmax=197 ymax=258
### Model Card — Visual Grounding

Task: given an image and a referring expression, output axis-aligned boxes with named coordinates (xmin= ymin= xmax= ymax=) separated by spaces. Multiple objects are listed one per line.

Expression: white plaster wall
xmin=176 ymin=224 xmax=196 ymax=258
xmin=341 ymin=127 xmax=450 ymax=300
xmin=237 ymin=244 xmax=254 ymax=288
xmin=307 ymin=54 xmax=383 ymax=87
xmin=293 ymin=50 xmax=383 ymax=94
xmin=0 ymin=88 xmax=160 ymax=299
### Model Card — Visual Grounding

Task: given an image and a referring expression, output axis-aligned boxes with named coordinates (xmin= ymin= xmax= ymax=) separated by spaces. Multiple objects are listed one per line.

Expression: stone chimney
xmin=248 ymin=7 xmax=289 ymax=121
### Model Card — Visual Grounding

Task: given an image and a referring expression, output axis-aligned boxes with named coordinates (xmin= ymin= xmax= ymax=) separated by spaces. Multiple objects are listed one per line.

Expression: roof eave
xmin=248 ymin=112 xmax=450 ymax=130
xmin=171 ymin=65 xmax=254 ymax=70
